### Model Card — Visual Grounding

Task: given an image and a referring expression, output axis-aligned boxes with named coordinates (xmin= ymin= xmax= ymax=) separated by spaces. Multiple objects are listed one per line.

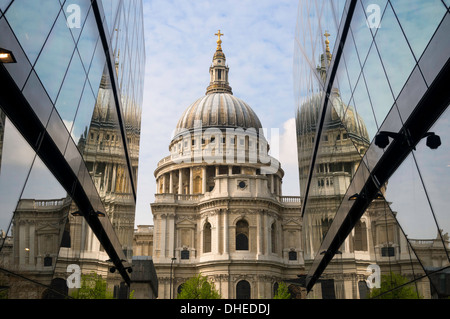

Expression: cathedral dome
xmin=297 ymin=89 xmax=370 ymax=143
xmin=175 ymin=93 xmax=263 ymax=133
xmin=173 ymin=30 xmax=263 ymax=138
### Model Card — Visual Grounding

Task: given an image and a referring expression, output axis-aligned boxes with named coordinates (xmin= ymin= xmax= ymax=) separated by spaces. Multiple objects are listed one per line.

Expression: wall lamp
xmin=374 ymin=131 xmax=404 ymax=149
xmin=71 ymin=210 xmax=106 ymax=217
xmin=375 ymin=130 xmax=441 ymax=150
xmin=110 ymin=266 xmax=133 ymax=273
xmin=348 ymin=192 xmax=384 ymax=201
xmin=423 ymin=132 xmax=441 ymax=149
xmin=0 ymin=48 xmax=17 ymax=63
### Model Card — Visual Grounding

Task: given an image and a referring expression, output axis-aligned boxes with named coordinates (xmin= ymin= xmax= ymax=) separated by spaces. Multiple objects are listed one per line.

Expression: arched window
xmin=236 ymin=220 xmax=249 ymax=251
xmin=177 ymin=283 xmax=185 ymax=295
xmin=203 ymin=222 xmax=212 ymax=253
xmin=273 ymin=282 xmax=279 ymax=298
xmin=236 ymin=280 xmax=251 ymax=299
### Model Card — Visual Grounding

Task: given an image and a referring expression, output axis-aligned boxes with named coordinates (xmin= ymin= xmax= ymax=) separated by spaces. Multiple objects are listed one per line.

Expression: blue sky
xmin=134 ymin=0 xmax=301 ymax=226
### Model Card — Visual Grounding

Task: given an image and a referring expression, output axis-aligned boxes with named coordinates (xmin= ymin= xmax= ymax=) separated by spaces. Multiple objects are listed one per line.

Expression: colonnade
xmin=156 ymin=165 xmax=282 ymax=196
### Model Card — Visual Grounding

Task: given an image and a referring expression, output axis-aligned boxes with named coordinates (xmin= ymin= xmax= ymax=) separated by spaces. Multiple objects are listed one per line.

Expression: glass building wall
xmin=295 ymin=0 xmax=450 ymax=299
xmin=0 ymin=0 xmax=146 ymax=299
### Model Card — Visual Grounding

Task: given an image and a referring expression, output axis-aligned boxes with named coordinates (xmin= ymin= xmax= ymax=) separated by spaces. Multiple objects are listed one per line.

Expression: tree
xmin=71 ymin=273 xmax=114 ymax=299
xmin=368 ymin=272 xmax=422 ymax=299
xmin=273 ymin=282 xmax=291 ymax=299
xmin=177 ymin=274 xmax=221 ymax=299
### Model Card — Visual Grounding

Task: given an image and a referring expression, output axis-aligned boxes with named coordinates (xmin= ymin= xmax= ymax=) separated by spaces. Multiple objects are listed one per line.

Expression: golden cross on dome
xmin=215 ymin=30 xmax=224 ymax=50
xmin=324 ymin=31 xmax=332 ymax=63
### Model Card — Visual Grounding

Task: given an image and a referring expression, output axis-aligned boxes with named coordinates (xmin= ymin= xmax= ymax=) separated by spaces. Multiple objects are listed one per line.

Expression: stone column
xmin=189 ymin=167 xmax=194 ymax=194
xmin=179 ymin=169 xmax=183 ymax=195
xmin=257 ymin=212 xmax=263 ymax=257
xmin=169 ymin=171 xmax=174 ymax=194
xmin=223 ymin=210 xmax=229 ymax=256
xmin=263 ymin=212 xmax=269 ymax=255
xmin=214 ymin=211 xmax=220 ymax=254
xmin=168 ymin=213 xmax=175 ymax=258
xmin=202 ymin=166 xmax=207 ymax=193
xmin=162 ymin=174 xmax=166 ymax=194
xmin=160 ymin=214 xmax=167 ymax=259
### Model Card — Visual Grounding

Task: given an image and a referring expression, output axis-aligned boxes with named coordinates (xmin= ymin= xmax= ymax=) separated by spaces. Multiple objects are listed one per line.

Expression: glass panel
xmin=350 ymin=73 xmax=378 ymax=143
xmin=5 ymin=0 xmax=61 ymax=64
xmin=76 ymin=6 xmax=99 ymax=71
xmin=70 ymin=81 xmax=96 ymax=150
xmin=46 ymin=109 xmax=70 ymax=154
xmin=1 ymin=154 xmax=71 ymax=299
xmin=373 ymin=2 xmax=416 ymax=98
xmin=34 ymin=11 xmax=75 ymax=103
xmin=61 ymin=0 xmax=91 ymax=42
xmin=418 ymin=12 xmax=450 ymax=87
xmin=22 ymin=71 xmax=54 ymax=126
xmin=362 ymin=42 xmax=395 ymax=129
xmin=55 ymin=51 xmax=87 ymax=133
xmin=101 ymin=0 xmax=121 ymax=38
xmin=0 ymin=0 xmax=12 ymax=12
xmin=390 ymin=0 xmax=447 ymax=61
xmin=83 ymin=74 xmax=136 ymax=260
xmin=341 ymin=33 xmax=362 ymax=94
xmin=0 ymin=112 xmax=36 ymax=239
xmin=0 ymin=16 xmax=32 ymax=90
xmin=350 ymin=1 xmax=374 ymax=68
xmin=87 ymin=39 xmax=106 ymax=100
xmin=385 ymin=153 xmax=438 ymax=237
xmin=412 ymin=105 xmax=450 ymax=263
xmin=360 ymin=0 xmax=388 ymax=37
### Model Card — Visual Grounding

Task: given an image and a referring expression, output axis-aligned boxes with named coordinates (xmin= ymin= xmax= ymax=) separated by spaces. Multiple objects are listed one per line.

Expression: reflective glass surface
xmin=5 ymin=0 xmax=61 ymax=65
xmin=0 ymin=0 xmax=145 ymax=299
xmin=296 ymin=0 xmax=450 ymax=299
xmin=34 ymin=10 xmax=75 ymax=103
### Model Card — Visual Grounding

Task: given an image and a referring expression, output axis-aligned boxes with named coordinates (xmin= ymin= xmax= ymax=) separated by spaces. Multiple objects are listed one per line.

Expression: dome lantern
xmin=206 ymin=30 xmax=233 ymax=95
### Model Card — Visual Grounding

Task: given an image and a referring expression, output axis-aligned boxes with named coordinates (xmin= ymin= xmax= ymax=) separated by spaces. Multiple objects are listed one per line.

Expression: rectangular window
xmin=381 ymin=246 xmax=395 ymax=257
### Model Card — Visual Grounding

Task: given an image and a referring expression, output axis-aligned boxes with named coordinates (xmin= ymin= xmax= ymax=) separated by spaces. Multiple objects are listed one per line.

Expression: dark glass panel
xmin=418 ymin=12 xmax=450 ymax=87
xmin=46 ymin=108 xmax=70 ymax=154
xmin=0 ymin=17 xmax=32 ymax=90
xmin=22 ymin=71 xmax=54 ymax=127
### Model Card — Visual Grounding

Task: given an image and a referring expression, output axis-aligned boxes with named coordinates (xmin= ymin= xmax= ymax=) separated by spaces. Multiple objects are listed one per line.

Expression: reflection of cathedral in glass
xmin=0 ymin=1 xmax=148 ymax=299
xmin=296 ymin=33 xmax=449 ymax=299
